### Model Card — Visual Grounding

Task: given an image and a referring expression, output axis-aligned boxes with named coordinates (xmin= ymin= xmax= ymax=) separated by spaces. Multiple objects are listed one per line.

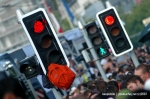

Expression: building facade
xmin=0 ymin=0 xmax=45 ymax=53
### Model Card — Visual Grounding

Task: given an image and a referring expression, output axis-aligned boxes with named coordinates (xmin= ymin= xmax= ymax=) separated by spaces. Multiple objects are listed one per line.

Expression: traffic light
xmin=20 ymin=8 xmax=69 ymax=74
xmin=84 ymin=21 xmax=110 ymax=59
xmin=19 ymin=55 xmax=38 ymax=79
xmin=96 ymin=7 xmax=133 ymax=57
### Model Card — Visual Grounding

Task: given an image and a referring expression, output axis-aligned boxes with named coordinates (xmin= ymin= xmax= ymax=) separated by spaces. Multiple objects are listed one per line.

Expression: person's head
xmin=123 ymin=65 xmax=130 ymax=73
xmin=104 ymin=85 xmax=119 ymax=98
xmin=77 ymin=84 xmax=84 ymax=91
xmin=140 ymin=49 xmax=145 ymax=57
xmin=108 ymin=81 xmax=119 ymax=91
xmin=87 ymin=80 xmax=95 ymax=88
xmin=0 ymin=77 xmax=27 ymax=99
xmin=96 ymin=81 xmax=107 ymax=93
xmin=72 ymin=95 xmax=87 ymax=99
xmin=120 ymin=81 xmax=127 ymax=90
xmin=88 ymin=92 xmax=98 ymax=99
xmin=66 ymin=95 xmax=73 ymax=99
xmin=108 ymin=58 xmax=112 ymax=63
xmin=134 ymin=64 xmax=150 ymax=82
xmin=126 ymin=75 xmax=144 ymax=92
xmin=83 ymin=90 xmax=92 ymax=98
xmin=145 ymin=55 xmax=150 ymax=63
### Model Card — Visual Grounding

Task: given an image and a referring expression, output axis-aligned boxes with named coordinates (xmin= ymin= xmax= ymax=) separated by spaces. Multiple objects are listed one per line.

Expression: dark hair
xmin=87 ymin=80 xmax=95 ymax=88
xmin=112 ymin=72 xmax=118 ymax=79
xmin=126 ymin=75 xmax=144 ymax=85
xmin=108 ymin=81 xmax=119 ymax=90
xmin=140 ymin=49 xmax=145 ymax=53
xmin=120 ymin=81 xmax=127 ymax=90
xmin=83 ymin=90 xmax=92 ymax=97
xmin=0 ymin=77 xmax=27 ymax=99
xmin=96 ymin=81 xmax=107 ymax=93
xmin=104 ymin=85 xmax=118 ymax=98
xmin=135 ymin=64 xmax=150 ymax=73
xmin=108 ymin=58 xmax=112 ymax=62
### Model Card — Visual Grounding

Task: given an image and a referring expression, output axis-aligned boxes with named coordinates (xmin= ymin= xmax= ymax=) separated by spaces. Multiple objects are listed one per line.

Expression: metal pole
xmin=78 ymin=21 xmax=107 ymax=81
xmin=52 ymin=88 xmax=63 ymax=99
xmin=26 ymin=80 xmax=39 ymax=99
xmin=130 ymin=50 xmax=139 ymax=67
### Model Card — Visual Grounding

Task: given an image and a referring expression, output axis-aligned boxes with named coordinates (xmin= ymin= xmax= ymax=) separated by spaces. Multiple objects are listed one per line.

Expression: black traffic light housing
xmin=20 ymin=8 xmax=69 ymax=74
xmin=84 ymin=21 xmax=110 ymax=59
xmin=96 ymin=7 xmax=133 ymax=57
xmin=19 ymin=55 xmax=38 ymax=79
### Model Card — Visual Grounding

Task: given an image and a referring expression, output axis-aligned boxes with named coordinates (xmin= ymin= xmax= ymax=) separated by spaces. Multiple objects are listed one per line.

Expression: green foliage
xmin=120 ymin=0 xmax=150 ymax=36
xmin=118 ymin=0 xmax=150 ymax=45
xmin=61 ymin=18 xmax=72 ymax=31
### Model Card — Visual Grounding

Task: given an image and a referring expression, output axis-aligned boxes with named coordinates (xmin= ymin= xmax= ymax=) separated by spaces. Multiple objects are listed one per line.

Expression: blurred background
xmin=0 ymin=0 xmax=150 ymax=53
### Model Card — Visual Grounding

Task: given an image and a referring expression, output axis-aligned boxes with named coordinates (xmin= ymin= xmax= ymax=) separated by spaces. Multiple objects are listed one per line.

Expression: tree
xmin=119 ymin=0 xmax=150 ymax=45
xmin=120 ymin=0 xmax=150 ymax=35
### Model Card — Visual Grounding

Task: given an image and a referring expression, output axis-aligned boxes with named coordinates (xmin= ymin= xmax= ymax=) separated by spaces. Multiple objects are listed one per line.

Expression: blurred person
xmin=95 ymin=81 xmax=107 ymax=93
xmin=106 ymin=68 xmax=112 ymax=79
xmin=66 ymin=95 xmax=73 ymax=99
xmin=96 ymin=76 xmax=103 ymax=82
xmin=103 ymin=59 xmax=114 ymax=72
xmin=0 ymin=77 xmax=27 ymax=99
xmin=134 ymin=64 xmax=150 ymax=82
xmin=146 ymin=46 xmax=150 ymax=54
xmin=103 ymin=85 xmax=119 ymax=99
xmin=115 ymin=89 xmax=131 ymax=99
xmin=89 ymin=61 xmax=97 ymax=80
xmin=88 ymin=92 xmax=98 ymax=99
xmin=69 ymin=60 xmax=82 ymax=87
xmin=87 ymin=80 xmax=95 ymax=88
xmin=126 ymin=75 xmax=144 ymax=92
xmin=138 ymin=49 xmax=146 ymax=63
xmin=100 ymin=58 xmax=107 ymax=66
xmin=145 ymin=55 xmax=150 ymax=65
xmin=72 ymin=95 xmax=87 ymax=99
xmin=120 ymin=81 xmax=127 ymax=90
xmin=83 ymin=90 xmax=93 ymax=98
xmin=70 ymin=87 xmax=80 ymax=97
xmin=116 ymin=54 xmax=129 ymax=67
xmin=108 ymin=80 xmax=119 ymax=91
xmin=77 ymin=84 xmax=88 ymax=94
xmin=144 ymin=79 xmax=150 ymax=91
xmin=123 ymin=65 xmax=133 ymax=75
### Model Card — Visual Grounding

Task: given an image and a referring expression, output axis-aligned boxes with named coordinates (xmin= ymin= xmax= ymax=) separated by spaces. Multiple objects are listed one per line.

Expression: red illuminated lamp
xmin=34 ymin=19 xmax=46 ymax=33
xmin=105 ymin=16 xmax=115 ymax=25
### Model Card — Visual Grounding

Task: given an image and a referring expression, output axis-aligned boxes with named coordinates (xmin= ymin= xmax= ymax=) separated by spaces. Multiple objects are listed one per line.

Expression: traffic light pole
xmin=130 ymin=50 xmax=139 ymax=67
xmin=78 ymin=21 xmax=107 ymax=81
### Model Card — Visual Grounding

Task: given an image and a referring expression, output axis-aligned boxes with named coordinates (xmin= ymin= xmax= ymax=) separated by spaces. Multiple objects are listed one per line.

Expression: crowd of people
xmin=64 ymin=44 xmax=150 ymax=99
xmin=0 ymin=45 xmax=150 ymax=99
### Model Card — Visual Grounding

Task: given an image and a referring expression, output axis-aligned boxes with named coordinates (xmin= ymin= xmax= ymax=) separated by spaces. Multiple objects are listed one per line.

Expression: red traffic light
xmin=34 ymin=19 xmax=46 ymax=33
xmin=105 ymin=15 xmax=114 ymax=25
